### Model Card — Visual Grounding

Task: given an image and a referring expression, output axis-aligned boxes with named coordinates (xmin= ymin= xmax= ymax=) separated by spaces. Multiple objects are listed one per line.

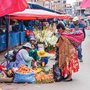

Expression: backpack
xmin=4 ymin=49 xmax=19 ymax=62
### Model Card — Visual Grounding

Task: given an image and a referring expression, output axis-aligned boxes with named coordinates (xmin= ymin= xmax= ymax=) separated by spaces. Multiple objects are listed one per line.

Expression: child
xmin=37 ymin=50 xmax=48 ymax=67
xmin=29 ymin=44 xmax=39 ymax=68
xmin=29 ymin=44 xmax=39 ymax=61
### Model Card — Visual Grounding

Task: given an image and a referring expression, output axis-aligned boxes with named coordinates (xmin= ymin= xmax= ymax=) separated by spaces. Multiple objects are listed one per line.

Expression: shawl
xmin=56 ymin=36 xmax=73 ymax=69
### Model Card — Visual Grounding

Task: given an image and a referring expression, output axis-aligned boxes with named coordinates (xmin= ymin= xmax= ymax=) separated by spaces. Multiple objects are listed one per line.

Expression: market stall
xmin=58 ymin=14 xmax=72 ymax=20
xmin=0 ymin=0 xmax=27 ymax=51
xmin=0 ymin=8 xmax=61 ymax=83
xmin=9 ymin=9 xmax=61 ymax=20
xmin=0 ymin=7 xmax=73 ymax=83
xmin=0 ymin=0 xmax=27 ymax=17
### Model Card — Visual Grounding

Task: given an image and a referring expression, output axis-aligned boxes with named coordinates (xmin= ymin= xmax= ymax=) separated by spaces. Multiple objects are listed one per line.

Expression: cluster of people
xmin=3 ymin=16 xmax=86 ymax=82
xmin=4 ymin=37 xmax=49 ymax=69
xmin=54 ymin=16 xmax=85 ymax=82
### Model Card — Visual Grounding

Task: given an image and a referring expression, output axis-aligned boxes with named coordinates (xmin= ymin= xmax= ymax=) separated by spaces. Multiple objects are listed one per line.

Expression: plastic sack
xmin=13 ymin=72 xmax=36 ymax=83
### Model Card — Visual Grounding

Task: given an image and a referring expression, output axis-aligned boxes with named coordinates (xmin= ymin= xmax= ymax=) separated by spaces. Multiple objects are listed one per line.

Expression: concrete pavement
xmin=0 ymin=30 xmax=90 ymax=90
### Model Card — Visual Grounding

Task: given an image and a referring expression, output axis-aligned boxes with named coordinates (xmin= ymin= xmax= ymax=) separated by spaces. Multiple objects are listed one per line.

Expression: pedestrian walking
xmin=69 ymin=16 xmax=86 ymax=62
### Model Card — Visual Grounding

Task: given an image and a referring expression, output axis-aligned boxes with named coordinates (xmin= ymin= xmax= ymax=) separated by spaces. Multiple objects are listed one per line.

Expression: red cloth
xmin=25 ymin=30 xmax=34 ymax=36
xmin=80 ymin=0 xmax=90 ymax=8
xmin=0 ymin=0 xmax=27 ymax=17
xmin=62 ymin=30 xmax=84 ymax=47
xmin=0 ymin=65 xmax=5 ymax=71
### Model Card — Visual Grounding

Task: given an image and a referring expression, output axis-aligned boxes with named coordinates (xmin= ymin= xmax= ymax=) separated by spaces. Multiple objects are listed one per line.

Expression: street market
xmin=0 ymin=0 xmax=90 ymax=89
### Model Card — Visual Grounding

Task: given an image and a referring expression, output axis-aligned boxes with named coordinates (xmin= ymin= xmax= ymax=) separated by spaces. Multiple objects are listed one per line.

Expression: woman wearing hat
xmin=37 ymin=50 xmax=48 ymax=67
xmin=69 ymin=17 xmax=85 ymax=62
xmin=15 ymin=43 xmax=34 ymax=67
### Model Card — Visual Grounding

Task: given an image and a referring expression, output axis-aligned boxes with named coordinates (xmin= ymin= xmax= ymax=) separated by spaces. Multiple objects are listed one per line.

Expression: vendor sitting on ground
xmin=37 ymin=50 xmax=48 ymax=67
xmin=15 ymin=43 xmax=34 ymax=68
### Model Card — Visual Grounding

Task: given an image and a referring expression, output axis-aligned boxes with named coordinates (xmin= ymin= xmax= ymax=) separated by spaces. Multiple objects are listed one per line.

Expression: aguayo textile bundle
xmin=62 ymin=30 xmax=84 ymax=47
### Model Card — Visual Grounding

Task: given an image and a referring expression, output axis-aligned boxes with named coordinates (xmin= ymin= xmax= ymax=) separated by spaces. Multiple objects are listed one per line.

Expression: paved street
xmin=0 ymin=30 xmax=90 ymax=90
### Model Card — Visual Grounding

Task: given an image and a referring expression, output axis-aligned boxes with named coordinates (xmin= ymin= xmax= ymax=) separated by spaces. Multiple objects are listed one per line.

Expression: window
xmin=63 ymin=0 xmax=66 ymax=4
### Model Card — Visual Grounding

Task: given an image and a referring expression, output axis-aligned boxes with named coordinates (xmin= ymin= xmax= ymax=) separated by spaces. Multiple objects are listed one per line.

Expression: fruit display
xmin=17 ymin=65 xmax=33 ymax=74
xmin=35 ymin=68 xmax=54 ymax=84
xmin=0 ymin=65 xmax=55 ymax=84
xmin=33 ymin=68 xmax=42 ymax=74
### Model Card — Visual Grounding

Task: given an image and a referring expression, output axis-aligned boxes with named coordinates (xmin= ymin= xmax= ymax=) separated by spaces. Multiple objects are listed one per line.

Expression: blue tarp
xmin=28 ymin=3 xmax=61 ymax=14
xmin=0 ymin=33 xmax=6 ymax=51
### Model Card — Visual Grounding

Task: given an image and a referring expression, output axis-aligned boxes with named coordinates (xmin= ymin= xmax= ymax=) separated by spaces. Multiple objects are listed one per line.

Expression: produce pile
xmin=17 ymin=65 xmax=33 ymax=74
xmin=17 ymin=65 xmax=54 ymax=84
xmin=35 ymin=68 xmax=54 ymax=84
xmin=0 ymin=64 xmax=55 ymax=83
xmin=33 ymin=68 xmax=42 ymax=74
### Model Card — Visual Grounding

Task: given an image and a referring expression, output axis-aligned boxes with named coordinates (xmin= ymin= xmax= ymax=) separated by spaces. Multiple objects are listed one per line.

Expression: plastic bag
xmin=13 ymin=72 xmax=36 ymax=83
xmin=53 ymin=62 xmax=62 ymax=82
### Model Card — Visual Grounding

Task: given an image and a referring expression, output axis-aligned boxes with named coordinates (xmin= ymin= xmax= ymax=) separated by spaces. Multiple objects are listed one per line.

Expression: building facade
xmin=73 ymin=0 xmax=86 ymax=16
xmin=65 ymin=4 xmax=73 ymax=15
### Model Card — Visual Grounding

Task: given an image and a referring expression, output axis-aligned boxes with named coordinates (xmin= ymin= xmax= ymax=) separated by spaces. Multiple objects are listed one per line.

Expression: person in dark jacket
xmin=69 ymin=16 xmax=86 ymax=62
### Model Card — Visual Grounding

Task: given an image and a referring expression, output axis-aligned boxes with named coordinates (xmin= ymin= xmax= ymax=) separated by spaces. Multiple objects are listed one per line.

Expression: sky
xmin=67 ymin=0 xmax=76 ymax=5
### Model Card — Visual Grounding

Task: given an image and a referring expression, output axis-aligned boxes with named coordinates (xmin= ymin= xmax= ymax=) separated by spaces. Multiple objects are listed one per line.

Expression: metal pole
xmin=5 ymin=16 xmax=10 ymax=70
xmin=5 ymin=16 xmax=9 ymax=49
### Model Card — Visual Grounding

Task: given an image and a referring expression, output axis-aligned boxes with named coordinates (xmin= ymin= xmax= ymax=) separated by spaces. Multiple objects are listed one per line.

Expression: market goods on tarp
xmin=33 ymin=68 xmax=42 ymax=74
xmin=6 ymin=69 xmax=14 ymax=77
xmin=0 ymin=71 xmax=6 ymax=78
xmin=0 ymin=71 xmax=13 ymax=83
xmin=17 ymin=65 xmax=33 ymax=74
xmin=14 ymin=72 xmax=35 ymax=83
xmin=35 ymin=69 xmax=54 ymax=84
xmin=14 ymin=65 xmax=35 ymax=83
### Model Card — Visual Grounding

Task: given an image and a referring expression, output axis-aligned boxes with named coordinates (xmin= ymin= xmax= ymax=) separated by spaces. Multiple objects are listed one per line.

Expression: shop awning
xmin=9 ymin=9 xmax=72 ymax=20
xmin=80 ymin=0 xmax=90 ymax=8
xmin=0 ymin=0 xmax=27 ymax=17
xmin=9 ymin=9 xmax=61 ymax=20
xmin=58 ymin=14 xmax=72 ymax=20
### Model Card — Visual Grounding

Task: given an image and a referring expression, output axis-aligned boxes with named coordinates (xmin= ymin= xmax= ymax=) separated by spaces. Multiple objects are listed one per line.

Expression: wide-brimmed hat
xmin=37 ymin=50 xmax=48 ymax=57
xmin=23 ymin=43 xmax=31 ymax=49
xmin=72 ymin=16 xmax=79 ymax=21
